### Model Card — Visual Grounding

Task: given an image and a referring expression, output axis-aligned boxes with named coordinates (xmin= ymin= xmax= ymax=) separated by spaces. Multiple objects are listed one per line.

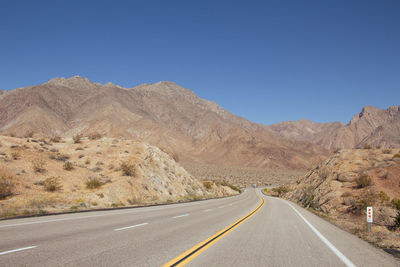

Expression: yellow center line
xmin=162 ymin=190 xmax=265 ymax=267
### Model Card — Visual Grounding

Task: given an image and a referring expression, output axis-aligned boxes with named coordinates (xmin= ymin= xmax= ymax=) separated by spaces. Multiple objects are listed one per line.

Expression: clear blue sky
xmin=1 ymin=0 xmax=399 ymax=125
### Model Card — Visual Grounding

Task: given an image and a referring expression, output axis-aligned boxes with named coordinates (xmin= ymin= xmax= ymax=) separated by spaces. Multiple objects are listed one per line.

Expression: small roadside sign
xmin=367 ymin=206 xmax=373 ymax=223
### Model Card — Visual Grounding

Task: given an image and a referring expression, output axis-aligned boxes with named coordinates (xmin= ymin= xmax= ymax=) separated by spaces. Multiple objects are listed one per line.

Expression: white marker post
xmin=367 ymin=206 xmax=373 ymax=232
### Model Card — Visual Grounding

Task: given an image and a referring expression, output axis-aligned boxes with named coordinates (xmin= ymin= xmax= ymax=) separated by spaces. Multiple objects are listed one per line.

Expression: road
xmin=0 ymin=189 xmax=398 ymax=266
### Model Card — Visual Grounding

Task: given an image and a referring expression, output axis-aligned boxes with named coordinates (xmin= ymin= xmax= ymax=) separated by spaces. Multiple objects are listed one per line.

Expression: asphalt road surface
xmin=0 ymin=189 xmax=398 ymax=266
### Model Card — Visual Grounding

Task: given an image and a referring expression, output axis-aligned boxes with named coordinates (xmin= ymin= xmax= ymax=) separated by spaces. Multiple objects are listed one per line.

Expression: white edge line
xmin=0 ymin=246 xmax=37 ymax=256
xmin=0 ymin=191 xmax=247 ymax=229
xmin=173 ymin=214 xmax=189 ymax=218
xmin=0 ymin=208 xmax=166 ymax=229
xmin=114 ymin=222 xmax=148 ymax=231
xmin=282 ymin=199 xmax=356 ymax=267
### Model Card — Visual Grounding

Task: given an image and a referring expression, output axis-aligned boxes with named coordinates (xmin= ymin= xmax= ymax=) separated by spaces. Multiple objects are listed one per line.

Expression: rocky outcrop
xmin=282 ymin=148 xmax=400 ymax=249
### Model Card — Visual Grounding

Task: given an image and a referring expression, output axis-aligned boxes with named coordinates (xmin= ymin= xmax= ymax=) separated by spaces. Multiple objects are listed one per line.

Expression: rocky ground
xmin=268 ymin=148 xmax=400 ymax=250
xmin=0 ymin=135 xmax=239 ymax=218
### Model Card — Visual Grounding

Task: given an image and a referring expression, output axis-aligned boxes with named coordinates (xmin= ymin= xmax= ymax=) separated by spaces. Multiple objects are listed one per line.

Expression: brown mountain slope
xmin=0 ymin=76 xmax=328 ymax=185
xmin=269 ymin=119 xmax=344 ymax=142
xmin=268 ymin=106 xmax=400 ymax=149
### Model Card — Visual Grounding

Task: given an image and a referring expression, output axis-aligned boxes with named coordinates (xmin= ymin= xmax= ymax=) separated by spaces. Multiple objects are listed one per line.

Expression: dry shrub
xmin=50 ymin=136 xmax=62 ymax=143
xmin=11 ymin=152 xmax=20 ymax=160
xmin=24 ymin=130 xmax=34 ymax=138
xmin=317 ymin=166 xmax=330 ymax=179
xmin=63 ymin=161 xmax=74 ymax=171
xmin=382 ymin=149 xmax=392 ymax=154
xmin=32 ymin=158 xmax=46 ymax=173
xmin=391 ymin=199 xmax=400 ymax=210
xmin=271 ymin=186 xmax=289 ymax=196
xmin=216 ymin=181 xmax=241 ymax=193
xmin=88 ymin=132 xmax=102 ymax=140
xmin=377 ymin=191 xmax=390 ymax=204
xmin=43 ymin=177 xmax=62 ymax=192
xmin=348 ymin=191 xmax=377 ymax=214
xmin=120 ymin=161 xmax=136 ymax=176
xmin=73 ymin=134 xmax=82 ymax=144
xmin=86 ymin=177 xmax=102 ymax=189
xmin=55 ymin=154 xmax=70 ymax=162
xmin=202 ymin=181 xmax=213 ymax=190
xmin=392 ymin=153 xmax=400 ymax=160
xmin=0 ymin=168 xmax=14 ymax=199
xmin=355 ymin=174 xmax=372 ymax=188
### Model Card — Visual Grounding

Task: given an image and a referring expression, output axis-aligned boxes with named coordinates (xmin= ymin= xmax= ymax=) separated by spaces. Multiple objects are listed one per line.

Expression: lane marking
xmin=162 ymin=190 xmax=264 ymax=267
xmin=218 ymin=206 xmax=225 ymax=209
xmin=283 ymin=200 xmax=356 ymax=267
xmin=173 ymin=214 xmax=189 ymax=219
xmin=203 ymin=209 xmax=213 ymax=212
xmin=0 ymin=211 xmax=147 ymax=228
xmin=114 ymin=222 xmax=148 ymax=231
xmin=0 ymin=246 xmax=37 ymax=256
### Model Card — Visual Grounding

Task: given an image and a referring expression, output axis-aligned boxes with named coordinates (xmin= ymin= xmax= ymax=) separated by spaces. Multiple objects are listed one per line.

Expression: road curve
xmin=0 ymin=189 xmax=398 ymax=266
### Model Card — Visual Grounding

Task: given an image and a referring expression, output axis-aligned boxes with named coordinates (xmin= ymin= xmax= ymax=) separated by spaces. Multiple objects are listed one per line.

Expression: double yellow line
xmin=162 ymin=191 xmax=265 ymax=266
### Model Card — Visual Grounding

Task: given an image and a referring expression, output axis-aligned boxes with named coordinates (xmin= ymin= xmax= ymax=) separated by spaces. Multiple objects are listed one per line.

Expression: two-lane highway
xmin=0 ymin=189 xmax=398 ymax=266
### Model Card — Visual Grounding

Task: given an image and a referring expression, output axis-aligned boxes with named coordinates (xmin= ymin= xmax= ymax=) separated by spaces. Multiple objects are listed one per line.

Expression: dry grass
xmin=32 ymin=158 xmax=46 ymax=173
xmin=355 ymin=173 xmax=372 ymax=188
xmin=202 ymin=181 xmax=213 ymax=190
xmin=73 ymin=134 xmax=82 ymax=144
xmin=120 ymin=161 xmax=136 ymax=176
xmin=42 ymin=177 xmax=62 ymax=192
xmin=50 ymin=136 xmax=62 ymax=143
xmin=63 ymin=161 xmax=74 ymax=171
xmin=87 ymin=132 xmax=102 ymax=140
xmin=86 ymin=177 xmax=102 ymax=189
xmin=0 ymin=168 xmax=14 ymax=199
xmin=215 ymin=181 xmax=241 ymax=193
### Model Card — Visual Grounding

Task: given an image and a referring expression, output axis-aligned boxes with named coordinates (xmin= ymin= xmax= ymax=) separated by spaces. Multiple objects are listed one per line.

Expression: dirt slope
xmin=0 ymin=136 xmax=238 ymax=218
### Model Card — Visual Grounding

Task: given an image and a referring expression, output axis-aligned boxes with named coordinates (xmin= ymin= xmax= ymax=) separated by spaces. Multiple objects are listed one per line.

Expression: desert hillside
xmin=269 ymin=106 xmax=400 ymax=149
xmin=0 ymin=76 xmax=329 ymax=185
xmin=0 ymin=135 xmax=239 ymax=218
xmin=275 ymin=148 xmax=400 ymax=249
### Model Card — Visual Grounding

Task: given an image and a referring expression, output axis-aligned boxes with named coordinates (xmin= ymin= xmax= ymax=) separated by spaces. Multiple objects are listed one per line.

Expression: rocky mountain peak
xmin=47 ymin=76 xmax=100 ymax=90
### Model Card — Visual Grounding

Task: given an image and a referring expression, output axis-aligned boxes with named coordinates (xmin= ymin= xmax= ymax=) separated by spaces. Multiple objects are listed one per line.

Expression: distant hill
xmin=0 ymin=76 xmax=327 ymax=179
xmin=268 ymin=106 xmax=400 ymax=149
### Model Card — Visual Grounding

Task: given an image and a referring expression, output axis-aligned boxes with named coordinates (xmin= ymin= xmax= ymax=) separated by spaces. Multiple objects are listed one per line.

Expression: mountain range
xmin=0 ymin=76 xmax=398 ymax=184
xmin=269 ymin=105 xmax=400 ymax=149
